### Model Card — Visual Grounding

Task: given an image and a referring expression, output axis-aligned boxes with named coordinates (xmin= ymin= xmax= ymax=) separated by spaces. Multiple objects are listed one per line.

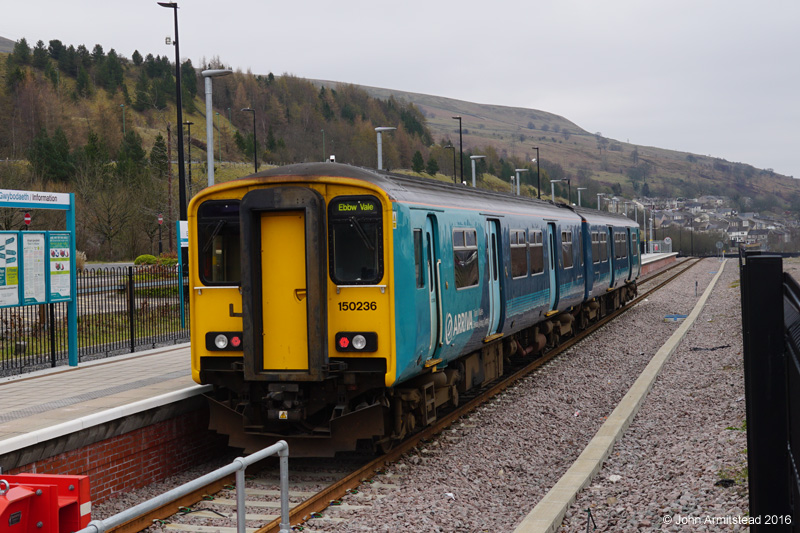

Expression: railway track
xmin=110 ymin=258 xmax=699 ymax=533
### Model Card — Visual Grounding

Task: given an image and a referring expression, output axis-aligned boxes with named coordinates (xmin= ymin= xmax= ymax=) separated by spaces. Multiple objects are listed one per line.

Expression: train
xmin=188 ymin=162 xmax=640 ymax=456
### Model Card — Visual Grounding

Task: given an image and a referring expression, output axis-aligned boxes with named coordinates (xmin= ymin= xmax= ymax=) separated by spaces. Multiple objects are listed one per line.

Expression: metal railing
xmin=77 ymin=440 xmax=291 ymax=533
xmin=0 ymin=265 xmax=189 ymax=376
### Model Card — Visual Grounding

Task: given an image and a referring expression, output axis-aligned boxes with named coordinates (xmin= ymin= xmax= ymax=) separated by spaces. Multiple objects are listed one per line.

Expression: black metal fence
xmin=740 ymin=250 xmax=799 ymax=531
xmin=0 ymin=264 xmax=189 ymax=376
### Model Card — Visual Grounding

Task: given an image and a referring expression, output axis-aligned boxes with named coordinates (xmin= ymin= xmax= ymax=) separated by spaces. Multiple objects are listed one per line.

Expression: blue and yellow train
xmin=188 ymin=163 xmax=640 ymax=455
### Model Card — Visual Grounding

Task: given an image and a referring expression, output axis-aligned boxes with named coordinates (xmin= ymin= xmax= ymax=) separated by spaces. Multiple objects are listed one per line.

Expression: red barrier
xmin=0 ymin=474 xmax=90 ymax=532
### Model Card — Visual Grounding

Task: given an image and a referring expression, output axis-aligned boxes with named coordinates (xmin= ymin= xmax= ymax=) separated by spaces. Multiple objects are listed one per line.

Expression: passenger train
xmin=188 ymin=163 xmax=640 ymax=455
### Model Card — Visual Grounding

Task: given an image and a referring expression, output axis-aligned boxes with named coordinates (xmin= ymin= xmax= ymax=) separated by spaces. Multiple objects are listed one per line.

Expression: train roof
xmin=242 ymin=163 xmax=636 ymax=227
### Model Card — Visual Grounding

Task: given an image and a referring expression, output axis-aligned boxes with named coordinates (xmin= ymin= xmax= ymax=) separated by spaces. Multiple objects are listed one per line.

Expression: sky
xmin=4 ymin=1 xmax=799 ymax=178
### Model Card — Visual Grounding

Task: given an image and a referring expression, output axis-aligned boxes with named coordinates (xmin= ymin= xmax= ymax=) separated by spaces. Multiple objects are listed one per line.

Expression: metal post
xmin=454 ymin=116 xmax=463 ymax=184
xmin=127 ymin=266 xmax=135 ymax=354
xmin=375 ymin=127 xmax=396 ymax=170
xmin=470 ymin=155 xmax=485 ymax=187
xmin=739 ymin=254 xmax=789 ymax=531
xmin=532 ymin=147 xmax=540 ymax=199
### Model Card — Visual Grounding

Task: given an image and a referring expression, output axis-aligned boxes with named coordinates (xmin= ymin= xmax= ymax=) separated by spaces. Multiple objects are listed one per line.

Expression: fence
xmin=0 ymin=264 xmax=189 ymax=376
xmin=739 ymin=249 xmax=799 ymax=531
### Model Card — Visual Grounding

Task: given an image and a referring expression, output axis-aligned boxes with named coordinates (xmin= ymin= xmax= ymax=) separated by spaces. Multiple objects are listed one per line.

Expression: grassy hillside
xmin=319 ymin=81 xmax=800 ymax=213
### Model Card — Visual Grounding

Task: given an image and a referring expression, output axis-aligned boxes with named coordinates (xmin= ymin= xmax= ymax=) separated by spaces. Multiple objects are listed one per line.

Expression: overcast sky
xmin=5 ymin=1 xmax=799 ymax=178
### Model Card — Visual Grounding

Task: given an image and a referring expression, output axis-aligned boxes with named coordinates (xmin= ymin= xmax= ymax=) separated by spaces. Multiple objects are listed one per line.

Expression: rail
xmin=78 ymin=441 xmax=291 ymax=533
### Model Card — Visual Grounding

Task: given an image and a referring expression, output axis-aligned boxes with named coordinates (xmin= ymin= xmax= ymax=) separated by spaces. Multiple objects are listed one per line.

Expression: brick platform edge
xmin=7 ymin=403 xmax=230 ymax=504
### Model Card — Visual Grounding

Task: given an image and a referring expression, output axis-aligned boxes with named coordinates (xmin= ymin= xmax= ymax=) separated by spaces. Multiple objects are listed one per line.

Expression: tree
xmin=48 ymin=40 xmax=65 ymax=60
xmin=116 ymin=130 xmax=147 ymax=177
xmin=32 ymin=40 xmax=49 ymax=69
xmin=28 ymin=127 xmax=74 ymax=182
xmin=426 ymin=156 xmax=439 ymax=176
xmin=132 ymin=50 xmax=143 ymax=66
xmin=133 ymin=70 xmax=150 ymax=111
xmin=412 ymin=150 xmax=425 ymax=173
xmin=12 ymin=38 xmax=31 ymax=66
xmin=76 ymin=66 xmax=91 ymax=97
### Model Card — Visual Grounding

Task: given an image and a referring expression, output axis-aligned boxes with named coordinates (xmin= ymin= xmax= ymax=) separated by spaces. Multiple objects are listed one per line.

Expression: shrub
xmin=134 ymin=254 xmax=158 ymax=265
xmin=75 ymin=250 xmax=87 ymax=270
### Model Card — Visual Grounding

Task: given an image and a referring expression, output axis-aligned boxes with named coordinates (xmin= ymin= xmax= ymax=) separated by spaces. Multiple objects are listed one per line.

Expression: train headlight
xmin=352 ymin=334 xmax=367 ymax=350
xmin=214 ymin=334 xmax=229 ymax=349
xmin=205 ymin=332 xmax=244 ymax=351
xmin=334 ymin=332 xmax=378 ymax=352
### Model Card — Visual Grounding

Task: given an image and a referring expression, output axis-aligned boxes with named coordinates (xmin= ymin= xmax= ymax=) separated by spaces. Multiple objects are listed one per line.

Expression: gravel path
xmin=90 ymin=257 xmax=746 ymax=532
xmin=561 ymin=258 xmax=747 ymax=532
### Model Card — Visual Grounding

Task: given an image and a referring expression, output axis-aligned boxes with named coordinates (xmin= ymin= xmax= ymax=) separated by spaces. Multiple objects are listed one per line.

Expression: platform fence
xmin=739 ymin=249 xmax=800 ymax=531
xmin=0 ymin=264 xmax=189 ymax=376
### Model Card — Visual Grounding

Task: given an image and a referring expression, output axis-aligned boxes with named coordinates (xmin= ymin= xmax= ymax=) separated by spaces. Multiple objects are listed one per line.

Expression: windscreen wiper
xmin=349 ymin=217 xmax=375 ymax=251
xmin=202 ymin=220 xmax=226 ymax=253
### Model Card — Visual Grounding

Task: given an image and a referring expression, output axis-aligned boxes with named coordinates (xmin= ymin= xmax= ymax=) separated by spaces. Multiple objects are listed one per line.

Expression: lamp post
xmin=120 ymin=104 xmax=126 ymax=135
xmin=510 ymin=175 xmax=515 ymax=194
xmin=470 ymin=155 xmax=485 ymax=187
xmin=532 ymin=147 xmax=540 ymax=199
xmin=216 ymin=112 xmax=221 ymax=166
xmin=444 ymin=145 xmax=456 ymax=183
xmin=577 ymin=187 xmax=587 ymax=207
xmin=241 ymin=108 xmax=257 ymax=173
xmin=158 ymin=1 xmax=187 ymax=221
xmin=202 ymin=68 xmax=232 ymax=187
xmin=565 ymin=179 xmax=571 ymax=205
xmin=515 ymin=169 xmax=529 ymax=196
xmin=597 ymin=193 xmax=605 ymax=211
xmin=550 ymin=179 xmax=563 ymax=203
xmin=453 ymin=116 xmax=463 ymax=184
xmin=183 ymin=120 xmax=194 ymax=197
xmin=375 ymin=127 xmax=396 ymax=170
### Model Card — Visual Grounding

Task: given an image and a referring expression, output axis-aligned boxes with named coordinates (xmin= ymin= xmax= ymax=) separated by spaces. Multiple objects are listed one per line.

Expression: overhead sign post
xmin=0 ymin=189 xmax=78 ymax=366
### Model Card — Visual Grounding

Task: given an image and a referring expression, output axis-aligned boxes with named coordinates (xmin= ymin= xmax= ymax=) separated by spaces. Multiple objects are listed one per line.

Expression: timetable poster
xmin=22 ymin=233 xmax=46 ymax=304
xmin=49 ymin=232 xmax=71 ymax=301
xmin=0 ymin=232 xmax=20 ymax=307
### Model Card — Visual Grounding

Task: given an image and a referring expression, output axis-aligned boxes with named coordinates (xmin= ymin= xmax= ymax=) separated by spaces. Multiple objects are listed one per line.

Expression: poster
xmin=22 ymin=232 xmax=46 ymax=304
xmin=0 ymin=232 xmax=20 ymax=307
xmin=49 ymin=232 xmax=71 ymax=301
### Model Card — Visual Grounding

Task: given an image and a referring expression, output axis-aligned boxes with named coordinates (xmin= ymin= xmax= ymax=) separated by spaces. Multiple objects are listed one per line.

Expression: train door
xmin=608 ymin=227 xmax=616 ymax=288
xmin=626 ymin=228 xmax=634 ymax=281
xmin=424 ymin=215 xmax=441 ymax=360
xmin=260 ymin=210 xmax=309 ymax=371
xmin=547 ymin=222 xmax=559 ymax=311
xmin=486 ymin=219 xmax=502 ymax=336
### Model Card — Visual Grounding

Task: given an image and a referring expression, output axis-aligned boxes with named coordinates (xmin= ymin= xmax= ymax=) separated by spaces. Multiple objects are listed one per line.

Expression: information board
xmin=0 ymin=232 xmax=20 ymax=307
xmin=49 ymin=232 xmax=71 ymax=301
xmin=22 ymin=232 xmax=47 ymax=304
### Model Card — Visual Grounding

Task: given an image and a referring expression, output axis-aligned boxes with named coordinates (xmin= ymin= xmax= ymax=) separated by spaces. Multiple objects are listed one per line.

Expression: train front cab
xmin=189 ymin=174 xmax=398 ymax=454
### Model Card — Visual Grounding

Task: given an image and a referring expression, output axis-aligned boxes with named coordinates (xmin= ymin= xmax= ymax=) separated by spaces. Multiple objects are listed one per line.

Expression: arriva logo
xmin=445 ymin=310 xmax=474 ymax=344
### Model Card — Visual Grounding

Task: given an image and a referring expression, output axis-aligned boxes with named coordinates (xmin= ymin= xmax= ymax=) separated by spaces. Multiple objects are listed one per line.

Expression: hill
xmin=314 ymin=80 xmax=800 ymax=213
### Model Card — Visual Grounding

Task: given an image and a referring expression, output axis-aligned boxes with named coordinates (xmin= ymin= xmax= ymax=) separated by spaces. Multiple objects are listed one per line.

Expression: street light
xmin=597 ymin=192 xmax=605 ymax=211
xmin=375 ymin=127 xmax=396 ymax=170
xmin=444 ymin=145 xmax=456 ymax=184
xmin=202 ymin=68 xmax=232 ymax=187
xmin=532 ymin=147 xmax=541 ymax=199
xmin=470 ymin=155 xmax=485 ymax=187
xmin=183 ymin=121 xmax=194 ymax=197
xmin=577 ymin=187 xmax=587 ymax=207
xmin=515 ymin=169 xmax=529 ymax=196
xmin=158 ymin=1 xmax=187 ymax=221
xmin=550 ymin=179 xmax=563 ymax=203
xmin=241 ymin=108 xmax=257 ymax=173
xmin=453 ymin=116 xmax=463 ymax=184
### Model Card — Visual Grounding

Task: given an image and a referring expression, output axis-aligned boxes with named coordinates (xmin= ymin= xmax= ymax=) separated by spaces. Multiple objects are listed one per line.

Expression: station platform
xmin=0 ymin=344 xmax=223 ymax=502
xmin=640 ymin=251 xmax=678 ymax=275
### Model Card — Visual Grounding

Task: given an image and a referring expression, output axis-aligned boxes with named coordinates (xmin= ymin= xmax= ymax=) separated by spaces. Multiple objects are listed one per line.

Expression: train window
xmin=592 ymin=232 xmax=600 ymax=264
xmin=600 ymin=232 xmax=608 ymax=262
xmin=577 ymin=229 xmax=583 ymax=267
xmin=453 ymin=228 xmax=479 ymax=289
xmin=510 ymin=229 xmax=528 ymax=278
xmin=620 ymin=233 xmax=628 ymax=259
xmin=197 ymin=200 xmax=241 ymax=285
xmin=561 ymin=231 xmax=573 ymax=269
xmin=329 ymin=196 xmax=383 ymax=285
xmin=530 ymin=230 xmax=544 ymax=274
xmin=414 ymin=229 xmax=424 ymax=288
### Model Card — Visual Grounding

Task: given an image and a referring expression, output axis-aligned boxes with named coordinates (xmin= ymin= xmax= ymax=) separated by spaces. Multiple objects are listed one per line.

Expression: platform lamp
xmin=577 ymin=187 xmax=587 ymax=207
xmin=515 ymin=169 xmax=528 ymax=196
xmin=453 ymin=116 xmax=463 ymax=184
xmin=444 ymin=145 xmax=456 ymax=184
xmin=597 ymin=192 xmax=606 ymax=211
xmin=532 ymin=147 xmax=540 ymax=199
xmin=375 ymin=127 xmax=396 ymax=170
xmin=470 ymin=155 xmax=485 ymax=187
xmin=158 ymin=1 xmax=187 ymax=221
xmin=202 ymin=68 xmax=232 ymax=187
xmin=550 ymin=179 xmax=563 ymax=203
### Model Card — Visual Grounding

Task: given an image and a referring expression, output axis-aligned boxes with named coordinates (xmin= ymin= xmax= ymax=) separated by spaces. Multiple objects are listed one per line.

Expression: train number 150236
xmin=337 ymin=301 xmax=377 ymax=311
